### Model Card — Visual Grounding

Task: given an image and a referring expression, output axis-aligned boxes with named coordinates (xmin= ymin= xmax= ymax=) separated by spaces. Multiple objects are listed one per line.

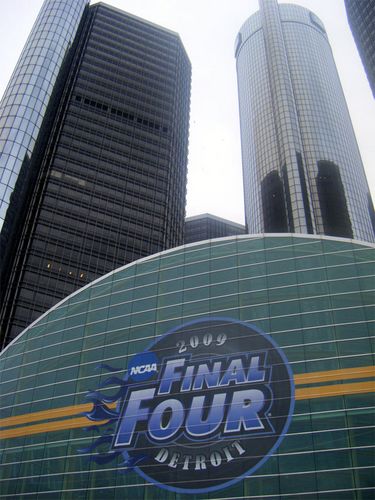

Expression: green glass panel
xmin=184 ymin=246 xmax=210 ymax=264
xmin=138 ymin=258 xmax=161 ymax=276
xmin=279 ymin=471 xmax=317 ymax=495
xmin=316 ymin=469 xmax=355 ymax=494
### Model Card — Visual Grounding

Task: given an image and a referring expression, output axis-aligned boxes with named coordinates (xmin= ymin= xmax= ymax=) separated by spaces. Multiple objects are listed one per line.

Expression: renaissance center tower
xmin=0 ymin=0 xmax=191 ymax=346
xmin=235 ymin=0 xmax=374 ymax=242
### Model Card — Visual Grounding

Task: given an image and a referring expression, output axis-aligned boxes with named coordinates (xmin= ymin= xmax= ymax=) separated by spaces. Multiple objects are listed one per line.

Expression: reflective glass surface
xmin=0 ymin=0 xmax=88 ymax=228
xmin=0 ymin=234 xmax=374 ymax=498
xmin=0 ymin=3 xmax=191 ymax=344
xmin=236 ymin=2 xmax=374 ymax=243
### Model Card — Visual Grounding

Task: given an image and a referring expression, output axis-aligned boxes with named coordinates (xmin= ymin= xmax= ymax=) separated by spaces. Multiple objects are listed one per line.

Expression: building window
xmin=316 ymin=161 xmax=353 ymax=238
xmin=261 ymin=170 xmax=288 ymax=233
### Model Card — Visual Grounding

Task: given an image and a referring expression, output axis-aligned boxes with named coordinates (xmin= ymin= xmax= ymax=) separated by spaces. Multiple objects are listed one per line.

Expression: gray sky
xmin=1 ymin=0 xmax=374 ymax=225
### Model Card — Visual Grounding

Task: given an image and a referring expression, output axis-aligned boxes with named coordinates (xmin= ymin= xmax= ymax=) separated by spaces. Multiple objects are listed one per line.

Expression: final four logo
xmin=110 ymin=318 xmax=294 ymax=493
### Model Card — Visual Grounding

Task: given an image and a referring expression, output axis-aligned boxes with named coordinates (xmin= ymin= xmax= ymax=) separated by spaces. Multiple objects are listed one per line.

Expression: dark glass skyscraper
xmin=345 ymin=0 xmax=375 ymax=98
xmin=0 ymin=1 xmax=191 ymax=346
xmin=236 ymin=0 xmax=374 ymax=243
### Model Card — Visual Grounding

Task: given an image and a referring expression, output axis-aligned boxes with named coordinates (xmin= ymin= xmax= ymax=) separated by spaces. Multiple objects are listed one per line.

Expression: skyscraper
xmin=344 ymin=0 xmax=375 ymax=98
xmin=0 ymin=0 xmax=88 ymax=238
xmin=0 ymin=0 xmax=191 ymax=346
xmin=235 ymin=0 xmax=374 ymax=242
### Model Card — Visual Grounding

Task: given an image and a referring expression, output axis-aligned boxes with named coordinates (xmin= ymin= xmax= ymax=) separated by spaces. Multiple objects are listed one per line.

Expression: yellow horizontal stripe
xmin=294 ymin=365 xmax=375 ymax=386
xmin=0 ymin=402 xmax=117 ymax=429
xmin=0 ymin=403 xmax=92 ymax=428
xmin=295 ymin=380 xmax=375 ymax=400
xmin=0 ymin=366 xmax=374 ymax=440
xmin=1 ymin=380 xmax=373 ymax=440
xmin=0 ymin=417 xmax=110 ymax=440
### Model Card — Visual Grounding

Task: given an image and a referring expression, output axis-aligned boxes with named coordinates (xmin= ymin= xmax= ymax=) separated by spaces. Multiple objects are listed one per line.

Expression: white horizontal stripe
xmin=1 ymin=332 xmax=372 ymax=389
xmin=2 ymin=246 xmax=372 ymax=355
xmin=1 ymin=342 xmax=374 ymax=400
xmin=0 ymin=468 xmax=373 ymax=497
xmin=1 ymin=289 xmax=373 ymax=371
xmin=2 ymin=234 xmax=372 ymax=356
xmin=1 ymin=348 xmax=373 ymax=407
xmin=3 ymin=405 xmax=373 ymax=454
xmin=2 ymin=442 xmax=374 ymax=469
xmin=3 ymin=275 xmax=373 ymax=364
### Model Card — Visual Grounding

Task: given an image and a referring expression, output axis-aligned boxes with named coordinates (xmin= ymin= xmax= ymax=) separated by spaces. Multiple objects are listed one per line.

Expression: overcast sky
xmin=1 ymin=0 xmax=374 ymax=225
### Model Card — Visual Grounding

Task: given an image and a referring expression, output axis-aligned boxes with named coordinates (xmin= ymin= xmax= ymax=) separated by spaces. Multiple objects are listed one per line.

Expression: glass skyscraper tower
xmin=345 ymin=0 xmax=375 ymax=98
xmin=236 ymin=0 xmax=374 ymax=242
xmin=0 ymin=0 xmax=191 ymax=346
xmin=0 ymin=0 xmax=88 ymax=235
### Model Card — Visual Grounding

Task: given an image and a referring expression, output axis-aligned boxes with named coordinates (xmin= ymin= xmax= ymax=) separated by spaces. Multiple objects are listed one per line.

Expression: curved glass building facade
xmin=0 ymin=234 xmax=374 ymax=498
xmin=0 ymin=0 xmax=88 ymax=229
xmin=236 ymin=0 xmax=374 ymax=243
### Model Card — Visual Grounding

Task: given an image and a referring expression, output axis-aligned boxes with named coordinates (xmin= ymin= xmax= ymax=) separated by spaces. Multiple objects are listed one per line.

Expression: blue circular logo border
xmin=123 ymin=316 xmax=295 ymax=494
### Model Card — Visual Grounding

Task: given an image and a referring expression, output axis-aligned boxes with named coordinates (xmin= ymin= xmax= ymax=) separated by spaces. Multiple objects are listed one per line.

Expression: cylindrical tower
xmin=235 ymin=0 xmax=374 ymax=242
xmin=0 ymin=0 xmax=88 ymax=230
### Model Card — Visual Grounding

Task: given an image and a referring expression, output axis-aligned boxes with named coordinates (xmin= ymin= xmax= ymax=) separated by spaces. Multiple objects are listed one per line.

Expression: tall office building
xmin=344 ymin=0 xmax=375 ymax=98
xmin=0 ymin=0 xmax=88 ymax=237
xmin=0 ymin=0 xmax=191 ymax=346
xmin=235 ymin=0 xmax=374 ymax=242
